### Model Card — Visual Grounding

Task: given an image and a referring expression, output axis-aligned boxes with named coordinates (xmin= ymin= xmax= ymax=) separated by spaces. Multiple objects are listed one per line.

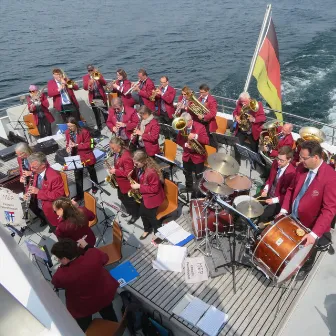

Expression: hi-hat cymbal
xmin=203 ymin=182 xmax=234 ymax=196
xmin=208 ymin=153 xmax=239 ymax=176
xmin=236 ymin=199 xmax=264 ymax=218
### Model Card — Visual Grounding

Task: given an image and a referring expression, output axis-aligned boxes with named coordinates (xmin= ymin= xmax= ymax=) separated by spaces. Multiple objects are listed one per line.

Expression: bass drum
xmin=252 ymin=216 xmax=313 ymax=283
xmin=190 ymin=199 xmax=233 ymax=239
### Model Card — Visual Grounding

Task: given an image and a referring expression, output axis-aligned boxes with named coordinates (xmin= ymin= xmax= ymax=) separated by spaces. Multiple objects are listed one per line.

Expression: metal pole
xmin=243 ymin=4 xmax=272 ymax=93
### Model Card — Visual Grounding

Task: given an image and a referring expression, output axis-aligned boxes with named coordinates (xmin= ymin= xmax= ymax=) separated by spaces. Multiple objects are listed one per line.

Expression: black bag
xmin=54 ymin=148 xmax=68 ymax=165
xmin=145 ymin=311 xmax=174 ymax=336
xmin=83 ymin=126 xmax=101 ymax=138
xmin=0 ymin=144 xmax=17 ymax=161
xmin=33 ymin=139 xmax=59 ymax=155
xmin=120 ymin=291 xmax=149 ymax=335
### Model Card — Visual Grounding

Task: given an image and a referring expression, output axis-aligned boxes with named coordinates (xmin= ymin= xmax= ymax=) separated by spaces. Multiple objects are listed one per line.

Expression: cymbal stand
xmin=196 ymin=203 xmax=212 ymax=257
xmin=204 ymin=196 xmax=222 ymax=250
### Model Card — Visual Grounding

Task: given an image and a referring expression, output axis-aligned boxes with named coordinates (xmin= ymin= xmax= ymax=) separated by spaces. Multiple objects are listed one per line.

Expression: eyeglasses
xmin=182 ymin=93 xmax=187 ymax=96
xmin=276 ymin=157 xmax=287 ymax=163
xmin=299 ymin=155 xmax=312 ymax=161
xmin=88 ymin=69 xmax=93 ymax=72
xmin=29 ymin=91 xmax=34 ymax=93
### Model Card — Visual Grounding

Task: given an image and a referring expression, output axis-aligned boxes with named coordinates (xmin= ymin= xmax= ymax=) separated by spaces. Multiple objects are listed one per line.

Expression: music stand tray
xmin=213 ymin=133 xmax=239 ymax=148
xmin=235 ymin=144 xmax=264 ymax=166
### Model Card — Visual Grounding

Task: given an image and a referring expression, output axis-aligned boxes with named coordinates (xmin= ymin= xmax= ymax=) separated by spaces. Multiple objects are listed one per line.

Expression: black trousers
xmin=61 ymin=103 xmax=81 ymax=122
xmin=258 ymin=202 xmax=281 ymax=223
xmin=117 ymin=188 xmax=139 ymax=218
xmin=75 ymin=302 xmax=118 ymax=332
xmin=158 ymin=114 xmax=174 ymax=140
xmin=91 ymin=103 xmax=108 ymax=130
xmin=74 ymin=165 xmax=98 ymax=198
xmin=139 ymin=202 xmax=161 ymax=233
xmin=37 ymin=116 xmax=52 ymax=138
xmin=183 ymin=159 xmax=204 ymax=189
xmin=29 ymin=199 xmax=55 ymax=232
xmin=236 ymin=130 xmax=258 ymax=152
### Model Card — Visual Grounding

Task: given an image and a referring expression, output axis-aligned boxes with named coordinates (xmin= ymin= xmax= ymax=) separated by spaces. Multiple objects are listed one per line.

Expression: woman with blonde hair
xmin=53 ymin=197 xmax=96 ymax=246
xmin=130 ymin=150 xmax=165 ymax=241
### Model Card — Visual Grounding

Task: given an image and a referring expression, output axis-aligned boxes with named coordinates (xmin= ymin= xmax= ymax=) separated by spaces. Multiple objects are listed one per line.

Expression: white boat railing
xmin=1 ymin=79 xmax=336 ymax=145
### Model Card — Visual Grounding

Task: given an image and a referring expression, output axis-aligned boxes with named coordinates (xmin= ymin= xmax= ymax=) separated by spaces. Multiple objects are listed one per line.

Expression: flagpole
xmin=243 ymin=4 xmax=272 ymax=93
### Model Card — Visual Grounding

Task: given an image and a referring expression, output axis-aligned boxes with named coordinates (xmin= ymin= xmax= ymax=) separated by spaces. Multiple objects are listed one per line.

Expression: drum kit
xmin=190 ymin=152 xmax=314 ymax=289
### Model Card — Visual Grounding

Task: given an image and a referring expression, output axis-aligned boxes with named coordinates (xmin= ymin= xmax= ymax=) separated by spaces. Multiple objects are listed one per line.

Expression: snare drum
xmin=198 ymin=169 xmax=225 ymax=195
xmin=190 ymin=199 xmax=233 ymax=239
xmin=252 ymin=216 xmax=313 ymax=283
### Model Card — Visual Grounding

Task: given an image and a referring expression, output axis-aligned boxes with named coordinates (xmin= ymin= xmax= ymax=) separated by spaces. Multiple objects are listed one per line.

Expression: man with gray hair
xmin=26 ymin=152 xmax=65 ymax=232
xmin=264 ymin=123 xmax=294 ymax=157
xmin=15 ymin=143 xmax=34 ymax=186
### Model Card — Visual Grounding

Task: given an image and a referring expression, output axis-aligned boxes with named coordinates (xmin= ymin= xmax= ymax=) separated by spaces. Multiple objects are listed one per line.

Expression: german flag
xmin=253 ymin=18 xmax=282 ymax=120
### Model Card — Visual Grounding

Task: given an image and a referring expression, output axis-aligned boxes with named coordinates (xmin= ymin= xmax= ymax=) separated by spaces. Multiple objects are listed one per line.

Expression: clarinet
xmin=23 ymin=173 xmax=35 ymax=220
xmin=131 ymin=121 xmax=141 ymax=146
xmin=116 ymin=111 xmax=123 ymax=138
xmin=68 ymin=131 xmax=76 ymax=156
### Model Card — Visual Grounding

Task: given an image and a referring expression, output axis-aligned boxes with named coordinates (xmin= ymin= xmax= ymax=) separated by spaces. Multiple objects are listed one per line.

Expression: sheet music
xmin=64 ymin=155 xmax=83 ymax=170
xmin=196 ymin=306 xmax=228 ymax=336
xmin=158 ymin=221 xmax=192 ymax=245
xmin=152 ymin=245 xmax=187 ymax=272
xmin=179 ymin=297 xmax=210 ymax=325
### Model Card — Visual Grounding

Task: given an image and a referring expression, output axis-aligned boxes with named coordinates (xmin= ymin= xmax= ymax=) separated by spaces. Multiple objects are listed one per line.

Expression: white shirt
xmin=201 ymin=95 xmax=208 ymax=103
xmin=280 ymin=160 xmax=324 ymax=239
xmin=161 ymin=85 xmax=168 ymax=95
xmin=38 ymin=169 xmax=46 ymax=185
xmin=263 ymin=163 xmax=289 ymax=204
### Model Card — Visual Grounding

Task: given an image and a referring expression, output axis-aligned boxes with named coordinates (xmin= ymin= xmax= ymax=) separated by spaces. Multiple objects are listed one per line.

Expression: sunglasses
xmin=29 ymin=90 xmax=35 ymax=93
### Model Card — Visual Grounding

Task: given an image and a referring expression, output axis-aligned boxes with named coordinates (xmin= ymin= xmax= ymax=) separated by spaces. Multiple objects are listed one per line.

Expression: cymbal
xmin=208 ymin=153 xmax=239 ymax=176
xmin=236 ymin=199 xmax=264 ymax=218
xmin=203 ymin=182 xmax=234 ymax=196
xmin=225 ymin=175 xmax=252 ymax=191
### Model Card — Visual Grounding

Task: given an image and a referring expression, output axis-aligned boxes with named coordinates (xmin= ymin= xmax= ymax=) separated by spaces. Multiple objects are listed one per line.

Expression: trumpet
xmin=104 ymin=152 xmax=118 ymax=188
xmin=131 ymin=121 xmax=141 ymax=143
xmin=172 ymin=101 xmax=185 ymax=118
xmin=92 ymin=71 xmax=101 ymax=80
xmin=125 ymin=80 xmax=140 ymax=95
xmin=106 ymin=79 xmax=116 ymax=91
xmin=149 ymin=86 xmax=162 ymax=102
xmin=127 ymin=170 xmax=142 ymax=203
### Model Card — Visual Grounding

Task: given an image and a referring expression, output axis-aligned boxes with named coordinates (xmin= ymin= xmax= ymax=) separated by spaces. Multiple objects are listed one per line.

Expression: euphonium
xmin=261 ymin=121 xmax=280 ymax=152
xmin=171 ymin=117 xmax=207 ymax=156
xmin=127 ymin=170 xmax=142 ymax=203
xmin=104 ymin=152 xmax=118 ymax=188
xmin=239 ymin=98 xmax=259 ymax=132
xmin=186 ymin=91 xmax=209 ymax=118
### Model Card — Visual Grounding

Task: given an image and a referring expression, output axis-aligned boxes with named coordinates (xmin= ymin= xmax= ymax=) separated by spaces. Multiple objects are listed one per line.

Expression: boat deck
xmin=125 ymin=214 xmax=326 ymax=336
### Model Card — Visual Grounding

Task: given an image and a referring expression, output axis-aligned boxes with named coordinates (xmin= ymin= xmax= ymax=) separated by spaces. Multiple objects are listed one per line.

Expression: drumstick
xmin=254 ymin=195 xmax=264 ymax=200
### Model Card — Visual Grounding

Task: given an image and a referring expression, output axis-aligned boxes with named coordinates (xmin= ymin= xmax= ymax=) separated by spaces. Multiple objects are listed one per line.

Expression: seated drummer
xmin=176 ymin=112 xmax=209 ymax=195
xmin=258 ymin=146 xmax=296 ymax=224
xmin=263 ymin=123 xmax=294 ymax=158
xmin=279 ymin=140 xmax=336 ymax=280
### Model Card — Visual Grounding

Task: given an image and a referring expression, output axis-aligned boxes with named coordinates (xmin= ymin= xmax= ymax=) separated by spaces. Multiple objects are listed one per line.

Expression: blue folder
xmin=175 ymin=234 xmax=194 ymax=247
xmin=109 ymin=261 xmax=139 ymax=287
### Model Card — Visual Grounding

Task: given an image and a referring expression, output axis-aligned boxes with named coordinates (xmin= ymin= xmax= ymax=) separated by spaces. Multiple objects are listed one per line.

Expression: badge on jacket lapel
xmin=312 ymin=190 xmax=319 ymax=197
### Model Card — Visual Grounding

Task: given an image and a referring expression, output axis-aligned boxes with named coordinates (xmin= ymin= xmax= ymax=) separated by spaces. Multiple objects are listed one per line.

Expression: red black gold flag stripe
xmin=253 ymin=18 xmax=282 ymax=120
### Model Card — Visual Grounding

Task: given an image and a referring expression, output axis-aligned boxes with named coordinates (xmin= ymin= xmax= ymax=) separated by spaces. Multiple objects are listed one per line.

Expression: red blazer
xmin=282 ymin=162 xmax=336 ymax=237
xmin=55 ymin=207 xmax=96 ymax=246
xmin=36 ymin=166 xmax=65 ymax=226
xmin=177 ymin=95 xmax=191 ymax=114
xmin=47 ymin=79 xmax=79 ymax=111
xmin=65 ymin=128 xmax=96 ymax=166
xmin=269 ymin=127 xmax=295 ymax=157
xmin=17 ymin=157 xmax=29 ymax=176
xmin=26 ymin=93 xmax=55 ymax=125
xmin=156 ymin=86 xmax=176 ymax=119
xmin=82 ymin=74 xmax=107 ymax=104
xmin=292 ymin=145 xmax=301 ymax=167
xmin=114 ymin=150 xmax=133 ymax=194
xmin=138 ymin=77 xmax=156 ymax=111
xmin=176 ymin=121 xmax=209 ymax=164
xmin=233 ymin=101 xmax=266 ymax=140
xmin=264 ymin=160 xmax=296 ymax=204
xmin=51 ymin=247 xmax=119 ymax=319
xmin=106 ymin=106 xmax=139 ymax=139
xmin=190 ymin=94 xmax=218 ymax=132
xmin=137 ymin=168 xmax=165 ymax=209
xmin=113 ymin=79 xmax=136 ymax=107
xmin=136 ymin=119 xmax=160 ymax=156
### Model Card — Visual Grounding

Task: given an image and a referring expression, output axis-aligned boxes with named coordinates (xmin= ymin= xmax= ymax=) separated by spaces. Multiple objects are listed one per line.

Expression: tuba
xmin=104 ymin=152 xmax=118 ymax=188
xmin=186 ymin=91 xmax=209 ymax=118
xmin=172 ymin=117 xmax=207 ymax=156
xmin=127 ymin=170 xmax=142 ymax=203
xmin=239 ymin=99 xmax=259 ymax=132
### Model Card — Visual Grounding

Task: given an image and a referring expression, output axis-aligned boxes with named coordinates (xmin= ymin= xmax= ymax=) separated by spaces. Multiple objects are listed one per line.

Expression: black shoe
xmin=180 ymin=187 xmax=193 ymax=193
xmin=128 ymin=216 xmax=139 ymax=225
xmin=121 ymin=213 xmax=129 ymax=218
xmin=140 ymin=232 xmax=151 ymax=240
xmin=40 ymin=220 xmax=47 ymax=227
xmin=48 ymin=226 xmax=55 ymax=233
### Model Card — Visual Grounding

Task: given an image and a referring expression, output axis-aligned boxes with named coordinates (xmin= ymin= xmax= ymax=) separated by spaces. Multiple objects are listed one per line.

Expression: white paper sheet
xmin=179 ymin=297 xmax=210 ymax=325
xmin=158 ymin=220 xmax=192 ymax=245
xmin=185 ymin=257 xmax=209 ymax=284
xmin=64 ymin=155 xmax=83 ymax=170
xmin=152 ymin=245 xmax=187 ymax=272
xmin=196 ymin=306 xmax=228 ymax=336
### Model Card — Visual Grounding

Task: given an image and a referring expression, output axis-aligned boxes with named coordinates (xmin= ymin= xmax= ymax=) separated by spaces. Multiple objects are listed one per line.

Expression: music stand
xmin=213 ymin=133 xmax=238 ymax=153
xmin=9 ymin=120 xmax=30 ymax=144
xmin=158 ymin=123 xmax=176 ymax=140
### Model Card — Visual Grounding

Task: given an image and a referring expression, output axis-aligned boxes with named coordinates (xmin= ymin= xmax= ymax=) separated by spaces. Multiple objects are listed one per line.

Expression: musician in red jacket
xmin=176 ymin=112 xmax=209 ymax=194
xmin=131 ymin=150 xmax=165 ymax=241
xmin=27 ymin=85 xmax=54 ymax=137
xmin=110 ymin=68 xmax=136 ymax=107
xmin=132 ymin=68 xmax=156 ymax=111
xmin=108 ymin=137 xmax=140 ymax=224
xmin=106 ymin=98 xmax=139 ymax=145
xmin=54 ymin=197 xmax=96 ymax=246
xmin=83 ymin=64 xmax=108 ymax=131
xmin=258 ymin=146 xmax=296 ymax=224
xmin=65 ymin=117 xmax=98 ymax=200
xmin=51 ymin=239 xmax=119 ymax=332
xmin=131 ymin=106 xmax=160 ymax=157
xmin=47 ymin=68 xmax=81 ymax=122
xmin=280 ymin=141 xmax=336 ymax=279
xmin=16 ymin=142 xmax=33 ymax=183
xmin=155 ymin=76 xmax=176 ymax=124
xmin=176 ymin=86 xmax=192 ymax=115
xmin=264 ymin=123 xmax=294 ymax=158
xmin=233 ymin=91 xmax=266 ymax=152
xmin=26 ymin=152 xmax=65 ymax=232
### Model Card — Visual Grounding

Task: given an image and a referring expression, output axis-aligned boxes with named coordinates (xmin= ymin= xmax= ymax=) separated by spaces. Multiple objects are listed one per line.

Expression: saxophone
xmin=104 ymin=152 xmax=118 ymax=188
xmin=127 ymin=170 xmax=142 ymax=203
xmin=23 ymin=173 xmax=35 ymax=220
